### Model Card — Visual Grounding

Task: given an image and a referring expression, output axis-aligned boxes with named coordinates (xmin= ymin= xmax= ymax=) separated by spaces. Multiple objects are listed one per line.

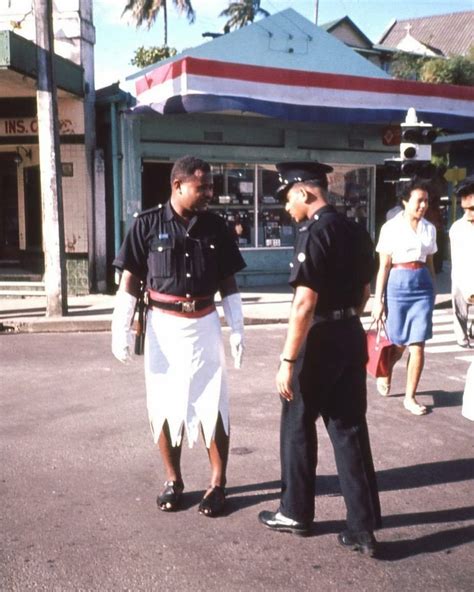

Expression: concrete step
xmin=0 ymin=281 xmax=46 ymax=298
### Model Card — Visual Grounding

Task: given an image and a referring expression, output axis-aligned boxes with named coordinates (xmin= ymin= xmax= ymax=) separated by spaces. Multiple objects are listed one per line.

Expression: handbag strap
xmin=368 ymin=319 xmax=388 ymax=345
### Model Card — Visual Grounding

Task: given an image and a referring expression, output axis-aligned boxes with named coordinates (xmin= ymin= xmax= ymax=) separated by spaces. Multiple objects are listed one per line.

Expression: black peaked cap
xmin=275 ymin=161 xmax=333 ymax=198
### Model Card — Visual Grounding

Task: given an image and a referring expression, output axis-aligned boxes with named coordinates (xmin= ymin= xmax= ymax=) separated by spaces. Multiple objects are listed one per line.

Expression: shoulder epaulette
xmin=136 ymin=203 xmax=165 ymax=218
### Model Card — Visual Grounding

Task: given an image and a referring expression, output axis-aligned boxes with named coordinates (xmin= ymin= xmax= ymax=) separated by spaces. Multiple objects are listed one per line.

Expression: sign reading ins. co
xmin=0 ymin=118 xmax=76 ymax=137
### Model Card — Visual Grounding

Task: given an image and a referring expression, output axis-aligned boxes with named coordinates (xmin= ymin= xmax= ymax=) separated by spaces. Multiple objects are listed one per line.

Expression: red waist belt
xmin=392 ymin=262 xmax=425 ymax=270
xmin=147 ymin=291 xmax=215 ymax=318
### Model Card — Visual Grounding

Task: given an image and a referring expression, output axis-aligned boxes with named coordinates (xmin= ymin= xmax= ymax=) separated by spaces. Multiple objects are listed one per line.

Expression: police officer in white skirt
xmin=111 ymin=156 xmax=246 ymax=517
xmin=372 ymin=179 xmax=437 ymax=416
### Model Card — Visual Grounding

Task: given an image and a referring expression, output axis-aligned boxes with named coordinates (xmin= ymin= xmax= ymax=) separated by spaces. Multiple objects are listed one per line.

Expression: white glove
xmin=111 ymin=290 xmax=137 ymax=363
xmin=222 ymin=292 xmax=244 ymax=369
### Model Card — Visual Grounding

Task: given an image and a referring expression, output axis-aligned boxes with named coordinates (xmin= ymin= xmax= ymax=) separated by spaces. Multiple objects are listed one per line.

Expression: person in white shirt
xmin=449 ymin=176 xmax=474 ymax=348
xmin=372 ymin=179 xmax=437 ymax=416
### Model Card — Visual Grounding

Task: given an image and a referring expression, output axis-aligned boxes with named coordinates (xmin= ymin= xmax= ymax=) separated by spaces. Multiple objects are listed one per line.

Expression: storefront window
xmin=327 ymin=165 xmax=372 ymax=229
xmin=209 ymin=162 xmax=374 ymax=248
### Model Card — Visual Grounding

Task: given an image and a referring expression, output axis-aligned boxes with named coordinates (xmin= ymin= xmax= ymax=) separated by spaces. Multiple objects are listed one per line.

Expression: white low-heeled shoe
xmin=403 ymin=398 xmax=427 ymax=416
xmin=376 ymin=377 xmax=391 ymax=397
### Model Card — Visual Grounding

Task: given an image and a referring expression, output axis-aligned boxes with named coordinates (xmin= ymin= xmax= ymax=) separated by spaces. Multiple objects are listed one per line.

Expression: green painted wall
xmin=120 ymin=111 xmax=391 ymax=286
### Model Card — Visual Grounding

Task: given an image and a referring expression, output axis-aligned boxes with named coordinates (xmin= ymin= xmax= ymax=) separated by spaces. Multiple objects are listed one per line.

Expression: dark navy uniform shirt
xmin=288 ymin=205 xmax=375 ymax=314
xmin=113 ymin=201 xmax=246 ymax=297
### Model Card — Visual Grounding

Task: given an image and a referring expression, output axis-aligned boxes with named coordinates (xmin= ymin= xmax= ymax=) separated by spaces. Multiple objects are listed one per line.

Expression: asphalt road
xmin=1 ymin=327 xmax=473 ymax=592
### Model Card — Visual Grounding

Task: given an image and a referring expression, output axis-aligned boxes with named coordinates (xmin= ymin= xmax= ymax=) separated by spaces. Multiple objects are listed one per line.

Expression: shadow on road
xmin=376 ymin=523 xmax=474 ymax=561
xmin=377 ymin=390 xmax=463 ymax=409
xmin=224 ymin=458 xmax=473 ymax=506
xmin=375 ymin=457 xmax=473 ymax=491
xmin=430 ymin=390 xmax=463 ymax=408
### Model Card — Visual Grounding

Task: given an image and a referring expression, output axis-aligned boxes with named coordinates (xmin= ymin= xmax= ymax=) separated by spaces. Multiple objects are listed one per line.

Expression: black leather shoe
xmin=337 ymin=530 xmax=377 ymax=557
xmin=258 ymin=510 xmax=310 ymax=536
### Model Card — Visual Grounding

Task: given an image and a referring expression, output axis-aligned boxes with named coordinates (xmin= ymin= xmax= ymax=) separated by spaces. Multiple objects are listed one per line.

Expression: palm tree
xmin=220 ymin=0 xmax=270 ymax=33
xmin=123 ymin=0 xmax=195 ymax=46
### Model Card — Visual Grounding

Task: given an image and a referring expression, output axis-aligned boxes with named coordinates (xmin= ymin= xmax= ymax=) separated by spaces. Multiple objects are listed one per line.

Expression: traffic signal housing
xmin=383 ymin=158 xmax=401 ymax=183
xmin=399 ymin=108 xmax=438 ymax=180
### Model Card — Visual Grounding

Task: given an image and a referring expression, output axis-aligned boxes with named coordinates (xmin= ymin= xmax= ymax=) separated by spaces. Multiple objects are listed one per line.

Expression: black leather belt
xmin=148 ymin=296 xmax=214 ymax=314
xmin=313 ymin=306 xmax=358 ymax=323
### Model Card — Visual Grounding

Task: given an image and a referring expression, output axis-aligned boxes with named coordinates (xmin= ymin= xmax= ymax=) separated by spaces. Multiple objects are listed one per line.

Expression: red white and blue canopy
xmin=133 ymin=56 xmax=474 ymax=132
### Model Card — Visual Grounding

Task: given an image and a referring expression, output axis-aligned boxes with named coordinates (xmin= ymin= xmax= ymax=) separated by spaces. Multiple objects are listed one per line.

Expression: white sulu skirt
xmin=144 ymin=307 xmax=229 ymax=448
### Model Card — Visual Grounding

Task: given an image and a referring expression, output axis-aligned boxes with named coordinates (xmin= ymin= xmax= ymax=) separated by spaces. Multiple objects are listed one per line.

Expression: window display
xmin=209 ymin=162 xmax=374 ymax=249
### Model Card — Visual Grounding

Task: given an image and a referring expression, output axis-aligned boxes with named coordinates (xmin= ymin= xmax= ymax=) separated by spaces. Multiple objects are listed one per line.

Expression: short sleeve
xmin=289 ymin=229 xmax=326 ymax=292
xmin=375 ymin=222 xmax=392 ymax=255
xmin=428 ymin=224 xmax=438 ymax=255
xmin=113 ymin=216 xmax=148 ymax=280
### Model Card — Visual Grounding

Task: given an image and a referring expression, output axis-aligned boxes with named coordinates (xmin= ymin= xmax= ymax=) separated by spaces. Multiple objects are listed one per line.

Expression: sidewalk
xmin=0 ymin=267 xmax=453 ymax=333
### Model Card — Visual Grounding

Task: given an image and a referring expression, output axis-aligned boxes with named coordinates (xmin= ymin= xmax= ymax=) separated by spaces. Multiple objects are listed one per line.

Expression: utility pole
xmin=34 ymin=0 xmax=68 ymax=316
xmin=314 ymin=0 xmax=319 ymax=25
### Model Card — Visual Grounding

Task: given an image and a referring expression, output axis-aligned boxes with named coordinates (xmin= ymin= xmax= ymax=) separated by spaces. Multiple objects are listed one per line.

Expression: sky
xmin=93 ymin=0 xmax=473 ymax=90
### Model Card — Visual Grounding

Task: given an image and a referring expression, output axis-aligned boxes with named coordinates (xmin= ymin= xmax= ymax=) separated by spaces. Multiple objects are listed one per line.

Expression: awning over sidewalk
xmin=133 ymin=55 xmax=474 ymax=133
xmin=0 ymin=29 xmax=84 ymax=98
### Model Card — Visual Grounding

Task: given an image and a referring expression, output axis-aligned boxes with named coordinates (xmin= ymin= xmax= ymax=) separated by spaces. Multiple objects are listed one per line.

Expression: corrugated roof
xmin=378 ymin=11 xmax=473 ymax=57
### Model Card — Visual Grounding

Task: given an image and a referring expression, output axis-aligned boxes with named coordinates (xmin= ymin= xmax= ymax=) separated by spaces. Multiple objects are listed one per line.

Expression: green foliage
xmin=130 ymin=45 xmax=177 ymax=68
xmin=390 ymin=52 xmax=427 ymax=81
xmin=421 ymin=54 xmax=474 ymax=86
xmin=220 ymin=0 xmax=270 ymax=34
xmin=391 ymin=46 xmax=474 ymax=86
xmin=123 ymin=0 xmax=195 ymax=29
xmin=123 ymin=0 xmax=195 ymax=46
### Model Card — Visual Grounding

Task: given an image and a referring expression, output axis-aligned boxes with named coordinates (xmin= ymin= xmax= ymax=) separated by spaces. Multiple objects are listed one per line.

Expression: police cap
xmin=455 ymin=175 xmax=474 ymax=199
xmin=276 ymin=161 xmax=333 ymax=199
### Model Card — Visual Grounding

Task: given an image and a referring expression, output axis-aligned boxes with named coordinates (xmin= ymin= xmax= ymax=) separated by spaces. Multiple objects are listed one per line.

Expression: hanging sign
xmin=382 ymin=126 xmax=401 ymax=146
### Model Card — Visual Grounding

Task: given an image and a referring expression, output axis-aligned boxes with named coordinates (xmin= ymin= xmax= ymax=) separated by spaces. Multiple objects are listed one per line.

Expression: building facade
xmin=0 ymin=0 xmax=105 ymax=294
xmin=100 ymin=9 xmax=473 ymax=288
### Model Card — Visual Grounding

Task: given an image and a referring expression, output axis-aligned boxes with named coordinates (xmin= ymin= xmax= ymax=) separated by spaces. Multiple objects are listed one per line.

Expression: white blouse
xmin=449 ymin=215 xmax=474 ymax=297
xmin=376 ymin=211 xmax=437 ymax=264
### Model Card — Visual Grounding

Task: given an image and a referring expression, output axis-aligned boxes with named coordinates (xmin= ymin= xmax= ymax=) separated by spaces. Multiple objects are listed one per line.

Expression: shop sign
xmin=0 ymin=117 xmax=76 ymax=137
xmin=382 ymin=126 xmax=401 ymax=146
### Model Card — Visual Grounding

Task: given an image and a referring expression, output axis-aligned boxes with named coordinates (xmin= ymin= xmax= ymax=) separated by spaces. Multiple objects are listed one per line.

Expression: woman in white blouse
xmin=372 ymin=179 xmax=437 ymax=416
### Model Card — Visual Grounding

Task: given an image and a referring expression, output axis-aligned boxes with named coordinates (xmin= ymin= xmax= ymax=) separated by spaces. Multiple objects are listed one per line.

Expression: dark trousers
xmin=279 ymin=318 xmax=382 ymax=531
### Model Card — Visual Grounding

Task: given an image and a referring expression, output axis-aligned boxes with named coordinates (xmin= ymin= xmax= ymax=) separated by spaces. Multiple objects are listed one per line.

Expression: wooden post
xmin=34 ymin=0 xmax=68 ymax=316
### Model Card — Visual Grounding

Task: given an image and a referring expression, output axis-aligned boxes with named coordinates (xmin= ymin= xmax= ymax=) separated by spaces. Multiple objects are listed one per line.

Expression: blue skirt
xmin=385 ymin=267 xmax=434 ymax=346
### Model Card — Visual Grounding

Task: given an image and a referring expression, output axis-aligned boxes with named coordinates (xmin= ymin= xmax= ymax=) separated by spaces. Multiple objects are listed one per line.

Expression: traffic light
xmin=383 ymin=158 xmax=401 ymax=183
xmin=399 ymin=108 xmax=437 ymax=180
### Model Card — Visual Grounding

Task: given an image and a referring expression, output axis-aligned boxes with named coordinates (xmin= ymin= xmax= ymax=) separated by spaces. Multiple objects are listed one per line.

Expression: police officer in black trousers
xmin=259 ymin=162 xmax=382 ymax=556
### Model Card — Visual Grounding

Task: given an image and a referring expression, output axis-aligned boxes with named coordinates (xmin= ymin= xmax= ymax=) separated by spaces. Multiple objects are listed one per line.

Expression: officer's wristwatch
xmin=279 ymin=354 xmax=297 ymax=364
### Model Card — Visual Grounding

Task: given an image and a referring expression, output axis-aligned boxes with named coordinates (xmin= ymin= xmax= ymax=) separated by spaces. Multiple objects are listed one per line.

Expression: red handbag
xmin=366 ymin=322 xmax=393 ymax=378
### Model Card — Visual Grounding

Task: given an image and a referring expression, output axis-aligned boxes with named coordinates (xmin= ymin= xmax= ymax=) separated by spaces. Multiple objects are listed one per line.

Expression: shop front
xmin=107 ymin=9 xmax=472 ymax=288
xmin=0 ymin=2 xmax=102 ymax=295
xmin=138 ymin=150 xmax=376 ymax=286
xmin=0 ymin=100 xmax=87 ymax=284
xmin=116 ymin=110 xmax=380 ymax=286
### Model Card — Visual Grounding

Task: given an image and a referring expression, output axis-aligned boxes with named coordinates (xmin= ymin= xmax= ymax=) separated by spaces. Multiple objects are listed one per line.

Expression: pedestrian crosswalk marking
xmin=360 ymin=309 xmax=473 ymax=358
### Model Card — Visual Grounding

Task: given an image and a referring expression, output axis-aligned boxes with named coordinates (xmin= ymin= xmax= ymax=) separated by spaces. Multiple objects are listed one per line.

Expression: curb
xmin=0 ymin=316 xmax=291 ymax=334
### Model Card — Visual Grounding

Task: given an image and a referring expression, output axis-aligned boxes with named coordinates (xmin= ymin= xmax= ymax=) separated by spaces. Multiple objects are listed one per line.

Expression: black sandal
xmin=157 ymin=480 xmax=184 ymax=512
xmin=198 ymin=485 xmax=226 ymax=517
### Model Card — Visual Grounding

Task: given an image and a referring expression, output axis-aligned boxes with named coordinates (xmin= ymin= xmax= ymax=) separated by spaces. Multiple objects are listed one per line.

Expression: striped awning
xmin=133 ymin=57 xmax=474 ymax=132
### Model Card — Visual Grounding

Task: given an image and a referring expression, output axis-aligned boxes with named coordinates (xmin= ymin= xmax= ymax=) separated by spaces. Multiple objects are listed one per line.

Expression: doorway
xmin=142 ymin=162 xmax=173 ymax=210
xmin=23 ymin=165 xmax=42 ymax=250
xmin=0 ymin=153 xmax=19 ymax=263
